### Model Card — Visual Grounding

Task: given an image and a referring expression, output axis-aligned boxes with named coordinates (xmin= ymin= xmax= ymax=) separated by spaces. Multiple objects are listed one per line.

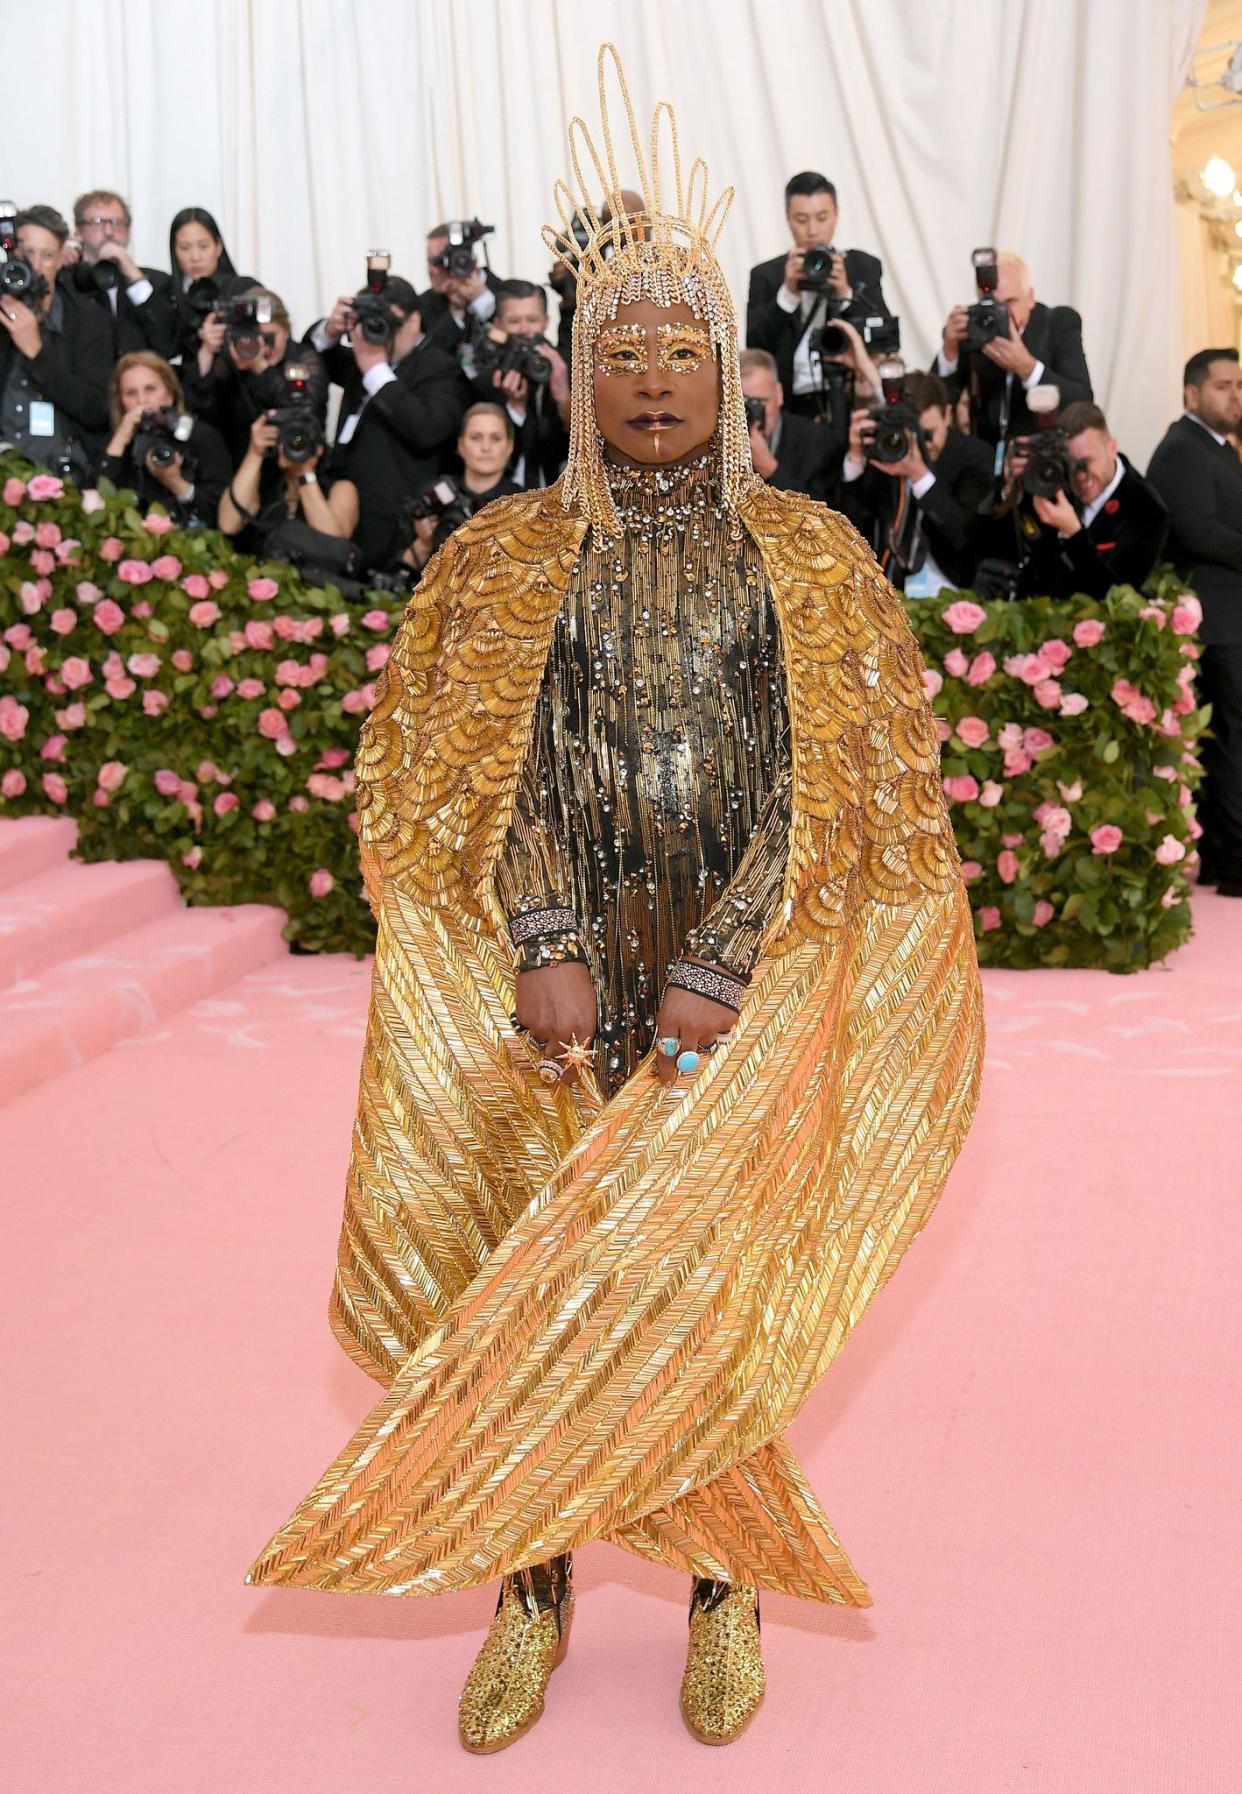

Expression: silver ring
xmin=536 ymin=1058 xmax=564 ymax=1085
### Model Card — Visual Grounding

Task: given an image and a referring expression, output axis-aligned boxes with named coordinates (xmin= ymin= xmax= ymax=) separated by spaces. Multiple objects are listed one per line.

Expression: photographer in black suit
xmin=464 ymin=281 xmax=570 ymax=488
xmin=0 ymin=205 xmax=112 ymax=482
xmin=1148 ymin=348 xmax=1242 ymax=893
xmin=182 ymin=289 xmax=327 ymax=467
xmin=65 ymin=189 xmax=179 ymax=360
xmin=745 ymin=171 xmax=891 ymax=418
xmin=937 ymin=251 xmax=1091 ymax=449
xmin=739 ymin=348 xmax=840 ymax=504
xmin=308 ymin=274 xmax=470 ymax=571
xmin=417 ymin=222 xmax=505 ymax=356
xmin=839 ymin=370 xmax=994 ymax=592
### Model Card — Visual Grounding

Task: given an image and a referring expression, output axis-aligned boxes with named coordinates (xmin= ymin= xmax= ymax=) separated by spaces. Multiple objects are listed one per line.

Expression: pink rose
xmin=40 ymin=734 xmax=67 ymax=761
xmin=943 ymin=648 xmax=969 ymax=678
xmin=105 ymin=676 xmax=136 ymax=699
xmin=309 ymin=868 xmax=335 ymax=898
xmin=1033 ymin=679 xmax=1062 ymax=710
xmin=258 ymin=707 xmax=290 ymax=739
xmin=182 ymin=847 xmax=202 ymax=870
xmin=361 ymin=608 xmax=389 ymax=631
xmin=4 ymin=622 xmax=32 ymax=649
xmin=188 ymin=600 xmax=221 ymax=628
xmin=956 ymin=715 xmax=990 ymax=748
xmin=12 ymin=520 xmax=34 ymax=544
xmin=99 ymin=536 xmax=125 ymax=563
xmin=181 ymin=574 xmax=210 ymax=600
xmin=942 ymin=774 xmax=980 ymax=803
xmin=97 ymin=760 xmax=127 ymax=792
xmin=1004 ymin=748 xmax=1034 ymax=777
xmin=203 ymin=568 xmax=227 ymax=591
xmin=1073 ymin=618 xmax=1105 ymax=648
xmin=1056 ymin=780 xmax=1082 ymax=804
xmin=210 ymin=675 xmax=235 ymax=699
xmin=1125 ymin=695 xmax=1157 ymax=726
xmin=27 ymin=474 xmax=65 ymax=500
xmin=76 ymin=580 xmax=102 ymax=606
xmin=997 ymin=850 xmax=1019 ymax=885
xmin=330 ymin=612 xmax=350 ymax=637
xmin=276 ymin=688 xmax=301 ymax=711
xmin=1170 ymin=596 xmax=1202 ymax=636
xmin=26 ymin=646 xmax=46 ymax=675
xmin=55 ymin=536 xmax=80 ymax=563
xmin=1034 ymin=804 xmax=1072 ymax=839
xmin=56 ymin=702 xmax=86 ymax=730
xmin=935 ymin=716 xmax=952 ymax=742
xmin=288 ymin=794 xmax=310 ymax=812
xmin=50 ymin=608 xmax=77 ymax=635
xmin=977 ymin=780 xmax=1004 ymax=808
xmin=213 ymin=791 xmax=240 ymax=815
xmin=117 ymin=559 xmax=153 ymax=585
xmin=923 ymin=666 xmax=944 ymax=699
xmin=348 ymin=810 xmax=359 ymax=834
xmin=1161 ymin=887 xmax=1181 ymax=909
xmin=275 ymin=658 xmax=302 ymax=686
xmin=244 ymin=619 xmax=274 ymax=651
xmin=1032 ymin=900 xmax=1055 ymax=927
xmin=942 ymin=599 xmax=988 ymax=635
xmin=251 ymin=799 xmax=276 ymax=822
xmin=978 ymin=906 xmax=1001 ymax=932
xmin=0 ymin=695 xmax=30 ymax=740
xmin=3 ymin=476 xmax=27 ymax=504
xmin=960 ymin=860 xmax=982 ymax=882
xmin=171 ymin=649 xmax=194 ymax=673
xmin=272 ymin=615 xmax=299 ymax=642
xmin=18 ymin=581 xmax=43 ymax=614
xmin=1090 ymin=824 xmax=1123 ymax=856
xmin=92 ymin=599 xmax=126 ymax=634
xmin=236 ymin=678 xmax=265 ymax=700
xmin=1022 ymin=727 xmax=1054 ymax=754
xmin=341 ymin=688 xmax=371 ymax=715
xmin=1 ymin=768 xmax=27 ymax=797
xmin=316 ymin=748 xmax=350 ymax=770
xmin=1154 ymin=835 xmax=1186 ymax=865
xmin=307 ymin=773 xmax=346 ymax=802
xmin=80 ymin=488 xmax=106 ymax=514
xmin=143 ymin=512 xmax=174 ymax=535
xmin=142 ymin=690 xmax=169 ymax=717
xmin=274 ymin=737 xmax=297 ymax=758
xmin=60 ymin=656 xmax=93 ymax=690
xmin=966 ymin=651 xmax=995 ymax=686
xmin=151 ymin=554 xmax=182 ymax=580
xmin=0 ymin=530 xmax=9 ymax=556
xmin=1039 ymin=638 xmax=1072 ymax=672
xmin=366 ymin=642 xmax=391 ymax=673
xmin=34 ymin=521 xmax=61 ymax=548
xmin=127 ymin=652 xmax=161 ymax=678
xmin=1013 ymin=653 xmax=1052 ymax=686
xmin=1058 ymin=692 xmax=1089 ymax=716
xmin=247 ymin=576 xmax=279 ymax=601
xmin=42 ymin=772 xmax=68 ymax=803
xmin=154 ymin=769 xmax=181 ymax=797
xmin=996 ymin=722 xmax=1023 ymax=751
xmin=30 ymin=549 xmax=55 ymax=576
xmin=1138 ymin=605 xmax=1166 ymax=630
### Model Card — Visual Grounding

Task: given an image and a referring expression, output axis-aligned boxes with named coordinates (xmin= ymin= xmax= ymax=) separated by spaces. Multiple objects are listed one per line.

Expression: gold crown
xmin=543 ymin=43 xmax=735 ymax=286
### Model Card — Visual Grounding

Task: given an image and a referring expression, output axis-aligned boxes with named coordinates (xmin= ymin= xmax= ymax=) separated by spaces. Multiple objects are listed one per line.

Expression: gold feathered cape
xmin=247 ymin=480 xmax=984 ymax=1606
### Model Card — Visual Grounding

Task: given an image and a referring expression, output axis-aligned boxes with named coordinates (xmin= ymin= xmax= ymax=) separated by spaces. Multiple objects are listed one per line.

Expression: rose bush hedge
xmin=0 ymin=454 xmax=1205 ymax=968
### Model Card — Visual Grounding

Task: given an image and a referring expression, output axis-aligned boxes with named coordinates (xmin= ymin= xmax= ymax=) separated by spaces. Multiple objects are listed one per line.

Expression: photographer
xmin=549 ymin=187 xmax=646 ymax=375
xmin=841 ymin=369 xmax=994 ymax=592
xmin=1148 ymin=348 xmax=1242 ymax=893
xmin=418 ymin=221 xmax=504 ymax=354
xmin=168 ymin=207 xmax=260 ymax=362
xmin=67 ymin=189 xmax=179 ymax=359
xmin=96 ymin=351 xmax=231 ymax=525
xmin=937 ymin=250 xmax=1091 ymax=447
xmin=307 ymin=272 xmax=470 ymax=570
xmin=746 ymin=171 xmax=892 ymax=416
xmin=0 ymin=204 xmax=112 ymax=482
xmin=465 ymin=280 xmax=570 ymax=487
xmin=406 ymin=402 xmax=522 ymax=570
xmin=739 ymin=348 xmax=840 ymax=503
xmin=218 ymin=410 xmax=358 ymax=586
xmin=182 ymin=289 xmax=326 ymax=466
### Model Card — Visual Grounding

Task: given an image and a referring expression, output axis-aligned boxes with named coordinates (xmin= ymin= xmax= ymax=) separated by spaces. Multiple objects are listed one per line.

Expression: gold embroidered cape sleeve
xmin=247 ymin=486 xmax=984 ymax=1608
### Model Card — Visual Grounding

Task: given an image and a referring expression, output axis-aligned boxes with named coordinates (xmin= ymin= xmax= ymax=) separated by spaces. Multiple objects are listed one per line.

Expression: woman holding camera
xmin=219 ymin=411 xmax=358 ymax=586
xmin=169 ymin=206 xmax=259 ymax=362
xmin=406 ymin=402 xmax=522 ymax=570
xmin=182 ymin=289 xmax=327 ymax=468
xmin=97 ymin=351 xmax=232 ymax=526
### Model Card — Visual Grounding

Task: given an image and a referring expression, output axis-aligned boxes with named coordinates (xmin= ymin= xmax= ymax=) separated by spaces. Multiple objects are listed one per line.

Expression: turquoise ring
xmin=675 ymin=1049 xmax=701 ymax=1075
xmin=658 ymin=1036 xmax=680 ymax=1058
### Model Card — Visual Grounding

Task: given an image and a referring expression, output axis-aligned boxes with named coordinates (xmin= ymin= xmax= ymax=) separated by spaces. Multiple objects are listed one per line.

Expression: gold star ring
xmin=556 ymin=1034 xmax=595 ymax=1075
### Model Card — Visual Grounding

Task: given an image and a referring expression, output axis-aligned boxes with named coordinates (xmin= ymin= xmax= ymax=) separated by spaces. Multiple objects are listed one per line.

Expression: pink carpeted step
xmin=0 ymin=816 xmax=79 ymax=890
xmin=0 ymin=855 xmax=182 ymax=989
xmin=0 ymin=901 xmax=290 ymax=1104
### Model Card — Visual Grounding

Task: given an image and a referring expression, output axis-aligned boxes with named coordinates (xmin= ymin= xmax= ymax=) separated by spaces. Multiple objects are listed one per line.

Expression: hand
xmin=495 ymin=367 xmax=529 ymax=410
xmin=651 ymin=968 xmax=738 ymax=1087
xmin=0 ymin=297 xmax=41 ymax=359
xmin=59 ymin=237 xmax=83 ymax=269
xmin=446 ymin=266 xmax=487 ymax=312
xmin=323 ymin=295 xmax=353 ymax=345
xmin=514 ymin=962 xmax=598 ymax=1086
xmin=198 ymin=314 xmax=226 ymax=357
xmin=748 ymin=420 xmax=778 ymax=479
xmin=825 ymin=316 xmax=880 ymax=398
xmin=781 ymin=245 xmax=805 ymax=298
xmin=827 ymin=250 xmax=852 ymax=300
xmin=941 ymin=304 xmax=969 ymax=359
xmin=847 ymin=405 xmax=875 ymax=463
xmin=279 ymin=441 xmax=322 ymax=477
xmin=248 ymin=413 xmax=280 ymax=459
xmin=228 ymin=335 xmax=272 ymax=374
xmin=350 ymin=333 xmax=389 ymax=375
xmin=1032 ymin=488 xmax=1081 ymax=535
xmin=982 ymin=309 xmax=1036 ymax=380
xmin=880 ymin=431 xmax=930 ymax=483
xmin=113 ymin=402 xmax=147 ymax=449
xmin=1001 ymin=440 xmax=1030 ymax=502
xmin=95 ymin=239 xmax=143 ymax=285
xmin=540 ymin=341 xmax=571 ymax=406
xmin=148 ymin=451 xmax=190 ymax=495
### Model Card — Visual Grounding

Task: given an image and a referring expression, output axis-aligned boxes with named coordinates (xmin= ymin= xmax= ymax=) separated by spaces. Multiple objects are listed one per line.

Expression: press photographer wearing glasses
xmin=65 ymin=189 xmax=179 ymax=359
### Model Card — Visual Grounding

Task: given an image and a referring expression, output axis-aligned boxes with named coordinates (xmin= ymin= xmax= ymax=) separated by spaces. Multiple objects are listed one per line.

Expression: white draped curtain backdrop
xmin=10 ymin=0 xmax=1206 ymax=460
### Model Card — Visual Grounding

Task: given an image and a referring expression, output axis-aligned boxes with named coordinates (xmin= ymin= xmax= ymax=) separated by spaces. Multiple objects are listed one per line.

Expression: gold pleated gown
xmin=246 ymin=475 xmax=985 ymax=1608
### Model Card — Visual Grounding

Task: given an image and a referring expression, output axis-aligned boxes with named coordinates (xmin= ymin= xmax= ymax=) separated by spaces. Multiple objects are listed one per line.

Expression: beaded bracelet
xmin=665 ymin=958 xmax=749 ymax=1013
xmin=508 ymin=905 xmax=589 ymax=973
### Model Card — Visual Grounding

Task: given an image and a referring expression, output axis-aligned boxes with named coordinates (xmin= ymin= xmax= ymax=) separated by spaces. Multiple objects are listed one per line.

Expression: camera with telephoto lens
xmin=799 ymin=243 xmax=838 ymax=292
xmin=69 ymin=257 xmax=121 ymax=295
xmin=864 ymin=358 xmax=922 ymax=465
xmin=265 ymin=361 xmax=321 ymax=465
xmin=1018 ymin=427 xmax=1076 ymax=499
xmin=744 ymin=395 xmax=767 ymax=432
xmin=964 ymin=246 xmax=1008 ymax=354
xmin=808 ymin=314 xmax=902 ymax=363
xmin=406 ymin=477 xmax=469 ymax=537
xmin=348 ymin=250 xmax=395 ymax=346
xmin=183 ymin=276 xmax=223 ymax=330
xmin=133 ymin=406 xmax=196 ymax=470
xmin=227 ymin=294 xmax=276 ymax=359
xmin=0 ymin=200 xmax=49 ymax=305
xmin=428 ymin=218 xmax=494 ymax=280
xmin=472 ymin=327 xmax=552 ymax=388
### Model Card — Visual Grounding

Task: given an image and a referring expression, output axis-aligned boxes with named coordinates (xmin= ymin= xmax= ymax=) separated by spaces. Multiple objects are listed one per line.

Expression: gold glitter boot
xmin=458 ymin=1554 xmax=574 ymax=1753
xmin=679 ymin=1576 xmax=765 ymax=1745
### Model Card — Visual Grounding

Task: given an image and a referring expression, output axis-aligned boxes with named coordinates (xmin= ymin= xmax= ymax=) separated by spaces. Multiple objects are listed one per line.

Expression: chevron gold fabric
xmin=246 ymin=483 xmax=985 ymax=1606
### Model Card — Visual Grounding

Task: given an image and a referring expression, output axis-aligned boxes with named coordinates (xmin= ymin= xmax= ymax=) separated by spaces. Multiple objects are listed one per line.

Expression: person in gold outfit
xmin=247 ymin=47 xmax=985 ymax=1754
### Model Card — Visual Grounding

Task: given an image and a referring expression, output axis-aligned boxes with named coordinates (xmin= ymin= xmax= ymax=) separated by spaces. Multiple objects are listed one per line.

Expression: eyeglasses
xmin=80 ymin=215 xmax=128 ymax=229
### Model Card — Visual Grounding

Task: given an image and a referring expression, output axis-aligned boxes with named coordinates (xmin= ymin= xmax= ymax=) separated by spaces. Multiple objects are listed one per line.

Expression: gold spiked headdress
xmin=543 ymin=43 xmax=756 ymax=538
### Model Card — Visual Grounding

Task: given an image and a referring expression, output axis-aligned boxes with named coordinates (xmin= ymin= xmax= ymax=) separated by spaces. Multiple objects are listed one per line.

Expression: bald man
xmin=937 ymin=250 xmax=1092 ymax=450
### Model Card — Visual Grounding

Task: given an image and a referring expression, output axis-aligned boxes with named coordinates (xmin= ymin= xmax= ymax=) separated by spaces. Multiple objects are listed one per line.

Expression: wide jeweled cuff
xmin=664 ymin=958 xmax=750 ymax=1013
xmin=508 ymin=904 xmax=589 ymax=973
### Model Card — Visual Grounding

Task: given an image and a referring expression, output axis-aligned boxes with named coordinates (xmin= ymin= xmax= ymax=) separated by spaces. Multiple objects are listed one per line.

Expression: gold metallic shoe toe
xmin=458 ymin=1568 xmax=574 ymax=1754
xmin=679 ymin=1579 xmax=765 ymax=1745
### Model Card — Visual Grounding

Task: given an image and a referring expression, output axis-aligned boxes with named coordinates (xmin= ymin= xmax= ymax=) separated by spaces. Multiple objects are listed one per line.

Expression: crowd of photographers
xmin=3 ymin=178 xmax=1242 ymax=890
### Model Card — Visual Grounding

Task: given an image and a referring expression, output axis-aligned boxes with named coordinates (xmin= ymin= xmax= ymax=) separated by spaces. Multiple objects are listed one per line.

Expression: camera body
xmin=864 ymin=359 xmax=921 ymax=466
xmin=964 ymin=246 xmax=1009 ymax=354
xmin=350 ymin=250 xmax=395 ymax=346
xmin=1018 ymin=427 xmax=1075 ymax=499
xmin=227 ymin=294 xmax=276 ymax=359
xmin=407 ymin=477 xmax=463 ymax=525
xmin=743 ymin=394 xmax=767 ymax=433
xmin=799 ymin=243 xmax=837 ymax=292
xmin=808 ymin=313 xmax=902 ymax=362
xmin=428 ymin=218 xmax=494 ymax=281
xmin=265 ymin=361 xmax=321 ymax=465
xmin=0 ymin=204 xmax=49 ymax=307
xmin=133 ymin=406 xmax=196 ymax=470
xmin=473 ymin=328 xmax=552 ymax=388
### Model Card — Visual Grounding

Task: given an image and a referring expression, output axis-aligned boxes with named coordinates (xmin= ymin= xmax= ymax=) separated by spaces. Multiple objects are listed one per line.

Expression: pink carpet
xmin=1 ymin=818 xmax=1238 ymax=1793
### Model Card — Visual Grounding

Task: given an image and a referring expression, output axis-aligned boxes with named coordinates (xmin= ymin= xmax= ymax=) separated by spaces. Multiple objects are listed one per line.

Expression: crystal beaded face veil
xmin=543 ymin=44 xmax=758 ymax=542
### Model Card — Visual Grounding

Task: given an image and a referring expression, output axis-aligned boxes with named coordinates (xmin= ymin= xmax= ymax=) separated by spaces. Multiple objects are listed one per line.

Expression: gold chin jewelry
xmin=459 ymin=1557 xmax=575 ymax=1754
xmin=542 ymin=41 xmax=758 ymax=541
xmin=679 ymin=1578 xmax=765 ymax=1746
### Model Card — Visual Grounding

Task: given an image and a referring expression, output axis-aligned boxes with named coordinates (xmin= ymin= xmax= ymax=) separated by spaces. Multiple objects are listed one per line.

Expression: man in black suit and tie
xmin=739 ymin=348 xmax=841 ymax=504
xmin=839 ymin=370 xmax=995 ymax=592
xmin=67 ymin=189 xmax=179 ymax=360
xmin=1148 ymin=348 xmax=1242 ymax=894
xmin=746 ymin=171 xmax=892 ymax=419
xmin=936 ymin=251 xmax=1092 ymax=451
xmin=416 ymin=223 xmax=506 ymax=356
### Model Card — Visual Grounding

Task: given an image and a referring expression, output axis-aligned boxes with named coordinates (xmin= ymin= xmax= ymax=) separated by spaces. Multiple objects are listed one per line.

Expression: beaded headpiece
xmin=544 ymin=43 xmax=756 ymax=539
